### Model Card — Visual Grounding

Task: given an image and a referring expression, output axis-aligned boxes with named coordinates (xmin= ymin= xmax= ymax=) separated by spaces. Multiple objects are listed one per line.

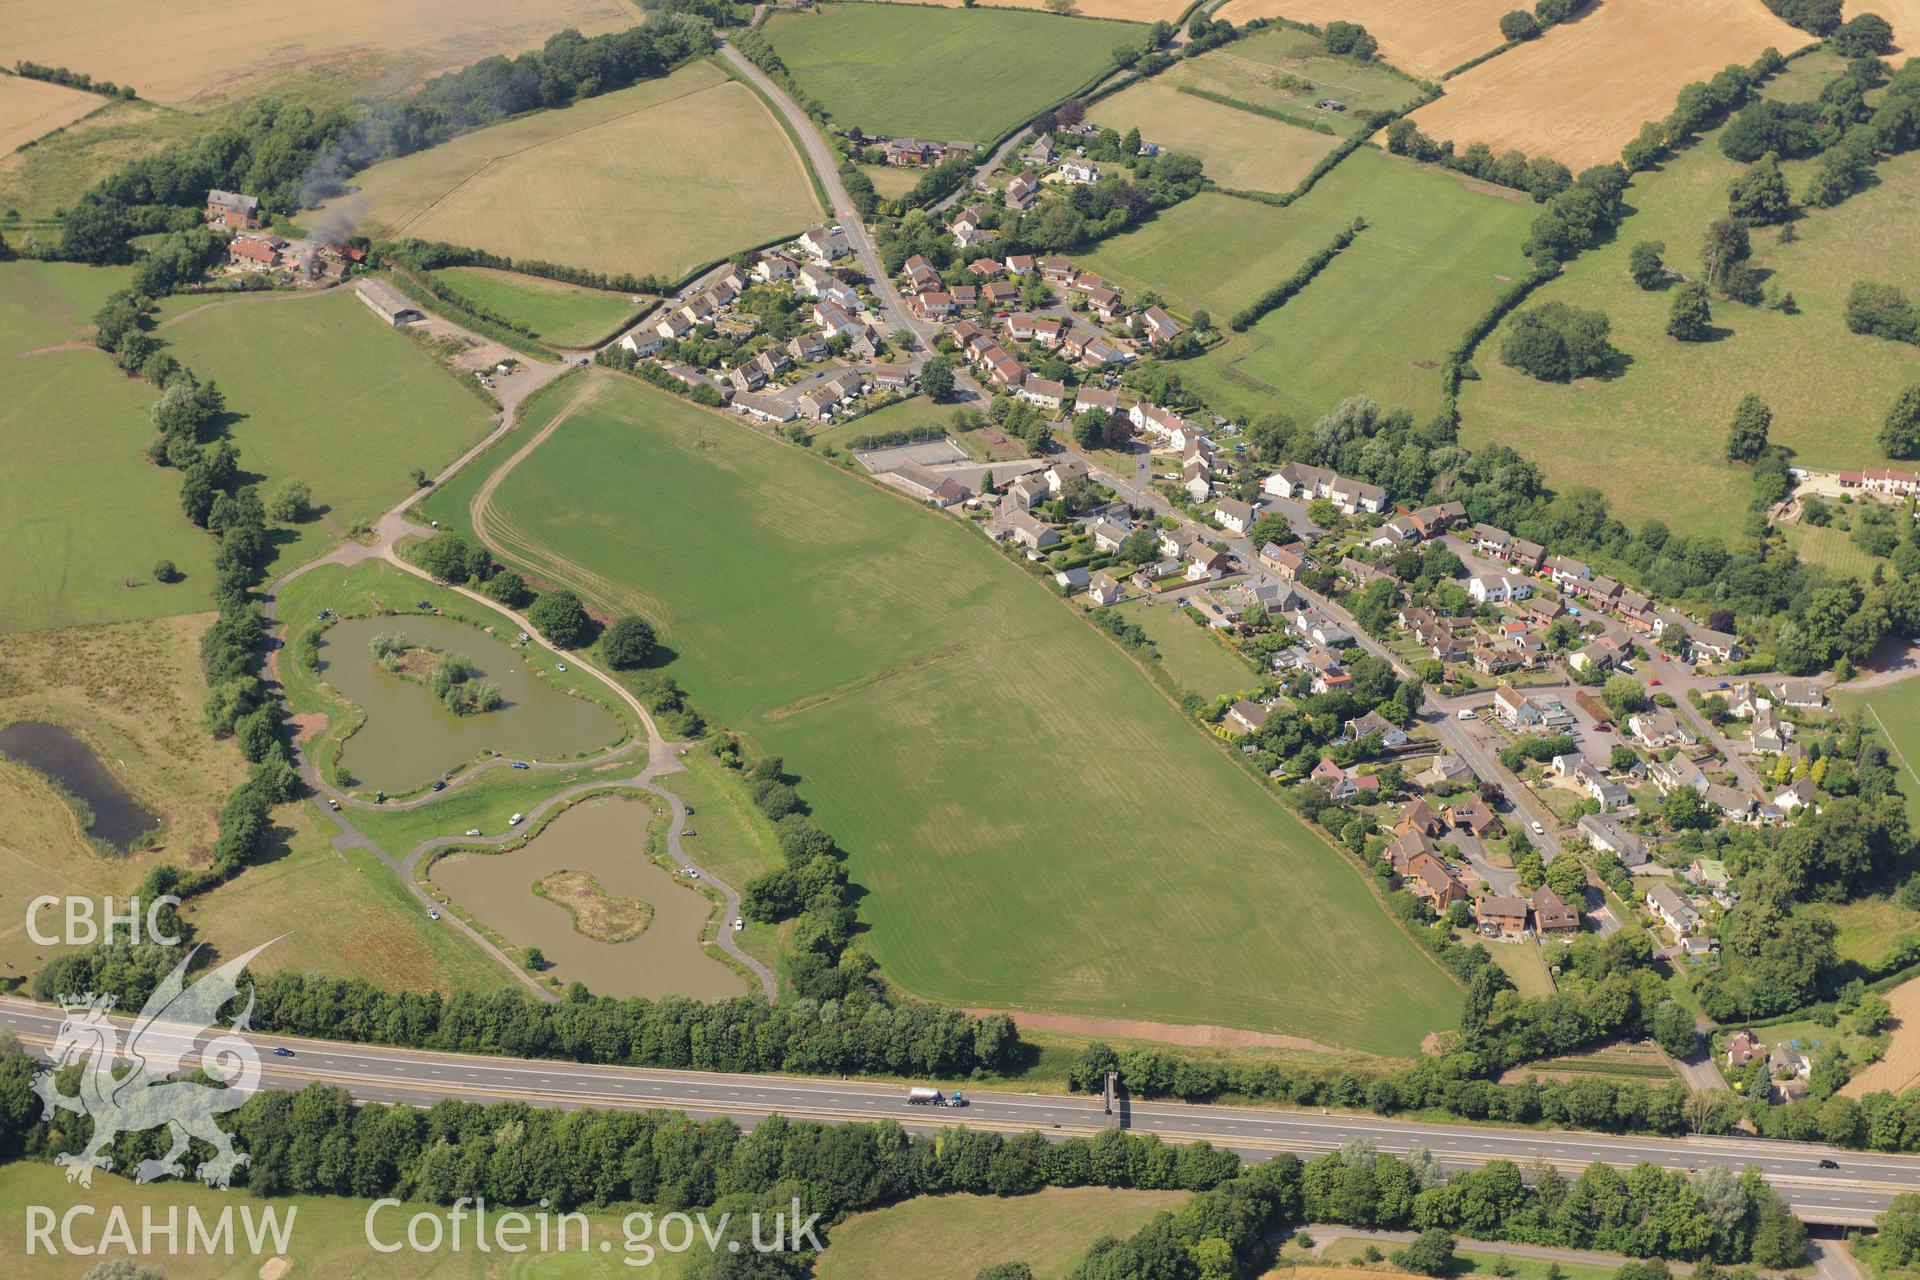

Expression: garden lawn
xmin=1089 ymin=78 xmax=1340 ymax=194
xmin=817 ymin=1189 xmax=1189 ymax=1280
xmin=428 ymin=267 xmax=648 ymax=347
xmin=761 ymin=4 xmax=1138 ymax=141
xmin=0 ymin=1164 xmax=695 ymax=1279
xmin=1109 ymin=596 xmax=1259 ymax=699
xmin=1833 ymin=677 xmax=1920 ymax=825
xmin=315 ymin=60 xmax=819 ymax=283
xmin=1106 ymin=149 xmax=1537 ymax=421
xmin=1782 ymin=521 xmax=1893 ymax=584
xmin=154 ymin=289 xmax=495 ymax=576
xmin=0 ymin=261 xmax=229 ymax=628
xmin=1156 ymin=25 xmax=1423 ymax=138
xmin=1457 ymin=52 xmax=1920 ymax=543
xmin=450 ymin=373 xmax=1463 ymax=1053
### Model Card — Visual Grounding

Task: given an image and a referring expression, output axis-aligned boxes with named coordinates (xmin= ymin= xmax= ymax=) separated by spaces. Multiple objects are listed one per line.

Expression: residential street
xmin=1068 ymin=441 xmax=1569 ymax=854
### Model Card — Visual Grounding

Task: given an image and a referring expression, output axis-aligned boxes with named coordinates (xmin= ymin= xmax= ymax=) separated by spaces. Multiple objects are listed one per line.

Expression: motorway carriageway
xmin=3 ymin=999 xmax=1908 ymax=1225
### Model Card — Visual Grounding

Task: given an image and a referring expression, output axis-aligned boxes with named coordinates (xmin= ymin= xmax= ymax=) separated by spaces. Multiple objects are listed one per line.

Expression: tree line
xmin=10 ymin=61 xmax=136 ymax=100
xmin=0 ymin=1033 xmax=1808 ymax=1280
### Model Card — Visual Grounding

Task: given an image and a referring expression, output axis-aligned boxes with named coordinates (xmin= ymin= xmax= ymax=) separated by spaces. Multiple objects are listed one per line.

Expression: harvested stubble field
xmin=761 ymin=4 xmax=1140 ymax=142
xmin=1212 ymin=0 xmax=1517 ymax=80
xmin=1457 ymin=52 xmax=1920 ymax=544
xmin=1161 ymin=25 xmax=1424 ymax=137
xmin=0 ymin=74 xmax=104 ymax=152
xmin=1408 ymin=0 xmax=1804 ymax=171
xmin=0 ymin=0 xmax=635 ymax=108
xmin=1089 ymin=78 xmax=1340 ymax=193
xmin=322 ymin=61 xmax=820 ymax=283
xmin=1843 ymin=974 xmax=1920 ymax=1098
xmin=446 ymin=373 xmax=1463 ymax=1054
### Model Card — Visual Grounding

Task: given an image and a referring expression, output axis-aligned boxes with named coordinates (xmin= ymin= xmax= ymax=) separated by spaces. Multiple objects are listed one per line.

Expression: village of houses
xmin=615 ymin=199 xmax=1883 ymax=1049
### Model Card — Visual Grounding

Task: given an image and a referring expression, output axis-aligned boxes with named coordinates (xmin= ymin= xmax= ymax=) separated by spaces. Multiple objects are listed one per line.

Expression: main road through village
xmin=2 ymin=1000 xmax=1908 ymax=1225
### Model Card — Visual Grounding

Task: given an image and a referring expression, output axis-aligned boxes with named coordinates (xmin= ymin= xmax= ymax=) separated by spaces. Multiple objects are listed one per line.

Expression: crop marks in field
xmin=319 ymin=62 xmax=819 ymax=283
xmin=1408 ymin=0 xmax=1803 ymax=171
xmin=463 ymin=374 xmax=1461 ymax=1054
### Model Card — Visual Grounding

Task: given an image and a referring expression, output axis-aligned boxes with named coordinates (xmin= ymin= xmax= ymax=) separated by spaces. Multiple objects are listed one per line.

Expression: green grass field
xmin=1108 ymin=597 xmax=1259 ymax=698
xmin=1086 ymin=149 xmax=1537 ymax=421
xmin=1090 ymin=79 xmax=1339 ymax=194
xmin=317 ymin=60 xmax=820 ymax=283
xmin=0 ymin=261 xmax=228 ymax=629
xmin=762 ymin=4 xmax=1138 ymax=141
xmin=1156 ymin=25 xmax=1421 ymax=138
xmin=1834 ymin=676 xmax=1920 ymax=825
xmin=428 ymin=267 xmax=648 ymax=347
xmin=1458 ymin=52 xmax=1920 ymax=542
xmin=818 ymin=1189 xmax=1188 ymax=1280
xmin=1802 ymin=895 xmax=1920 ymax=969
xmin=435 ymin=373 xmax=1461 ymax=1052
xmin=1079 ymin=192 xmax=1350 ymax=318
xmin=0 ymin=1163 xmax=694 ymax=1278
xmin=155 ymin=289 xmax=496 ymax=576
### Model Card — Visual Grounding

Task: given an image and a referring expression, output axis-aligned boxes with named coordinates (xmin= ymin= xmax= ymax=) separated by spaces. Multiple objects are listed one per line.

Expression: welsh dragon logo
xmin=35 ymin=938 xmax=280 ymax=1189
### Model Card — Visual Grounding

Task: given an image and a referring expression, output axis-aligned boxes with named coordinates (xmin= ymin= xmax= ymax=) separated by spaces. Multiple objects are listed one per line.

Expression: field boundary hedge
xmin=1227 ymin=218 xmax=1363 ymax=330
xmin=1175 ymin=85 xmax=1337 ymax=134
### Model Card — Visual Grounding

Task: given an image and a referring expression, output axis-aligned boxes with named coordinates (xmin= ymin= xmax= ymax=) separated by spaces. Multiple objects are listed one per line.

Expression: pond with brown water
xmin=318 ymin=614 xmax=620 ymax=793
xmin=431 ymin=794 xmax=746 ymax=1000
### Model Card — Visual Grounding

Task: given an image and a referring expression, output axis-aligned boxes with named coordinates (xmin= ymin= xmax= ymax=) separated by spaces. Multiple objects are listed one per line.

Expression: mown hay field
xmin=1408 ymin=0 xmax=1804 ymax=171
xmin=450 ymin=374 xmax=1462 ymax=1054
xmin=1457 ymin=52 xmax=1920 ymax=544
xmin=1086 ymin=148 xmax=1536 ymax=422
xmin=817 ymin=1189 xmax=1190 ymax=1280
xmin=321 ymin=61 xmax=820 ymax=283
xmin=429 ymin=266 xmax=648 ymax=347
xmin=1089 ymin=78 xmax=1340 ymax=193
xmin=1161 ymin=25 xmax=1425 ymax=137
xmin=1212 ymin=0 xmax=1516 ymax=79
xmin=761 ymin=4 xmax=1140 ymax=141
xmin=0 ymin=73 xmax=104 ymax=151
xmin=0 ymin=0 xmax=635 ymax=108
